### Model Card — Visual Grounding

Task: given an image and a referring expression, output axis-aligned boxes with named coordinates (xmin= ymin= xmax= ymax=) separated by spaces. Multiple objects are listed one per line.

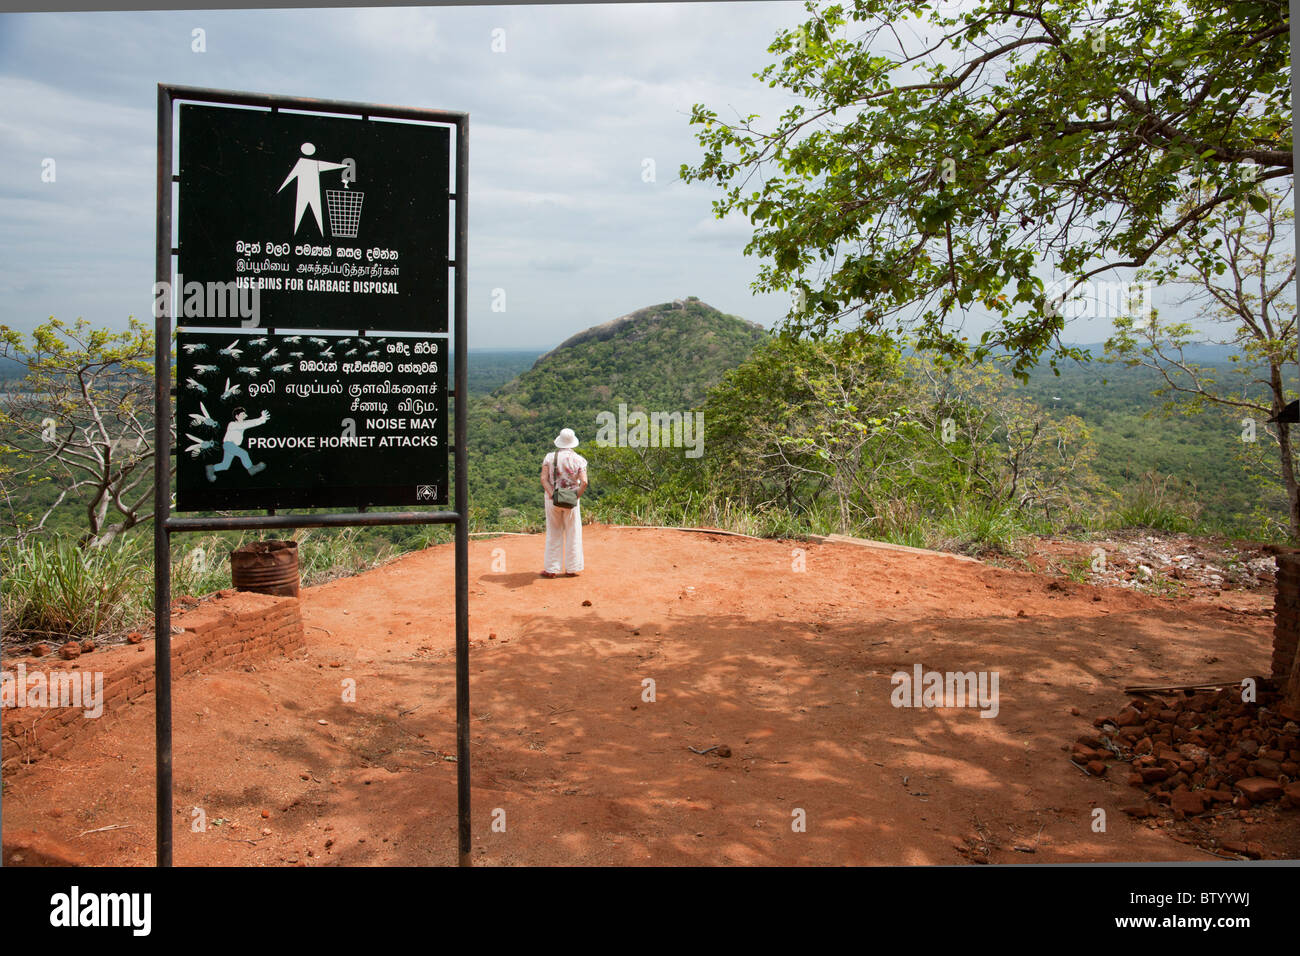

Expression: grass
xmin=2 ymin=526 xmax=408 ymax=644
xmin=586 ymin=490 xmax=1058 ymax=557
xmin=1109 ymin=471 xmax=1202 ymax=534
xmin=1057 ymin=554 xmax=1095 ymax=584
xmin=1 ymin=535 xmax=150 ymax=640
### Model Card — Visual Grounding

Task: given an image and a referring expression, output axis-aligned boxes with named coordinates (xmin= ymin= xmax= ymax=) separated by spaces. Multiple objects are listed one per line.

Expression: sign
xmin=177 ymin=104 xmax=450 ymax=332
xmin=175 ymin=331 xmax=447 ymax=510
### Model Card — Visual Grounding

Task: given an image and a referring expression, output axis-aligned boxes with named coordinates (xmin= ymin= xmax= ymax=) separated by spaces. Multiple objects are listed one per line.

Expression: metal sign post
xmin=153 ymin=85 xmax=469 ymax=867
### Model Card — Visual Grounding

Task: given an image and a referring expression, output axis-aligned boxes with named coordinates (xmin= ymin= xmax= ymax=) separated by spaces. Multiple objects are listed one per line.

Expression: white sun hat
xmin=554 ymin=428 xmax=580 ymax=448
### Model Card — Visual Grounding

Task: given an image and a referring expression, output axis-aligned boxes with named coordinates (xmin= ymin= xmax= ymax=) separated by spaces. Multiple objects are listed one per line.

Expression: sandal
xmin=540 ymin=571 xmax=559 ymax=578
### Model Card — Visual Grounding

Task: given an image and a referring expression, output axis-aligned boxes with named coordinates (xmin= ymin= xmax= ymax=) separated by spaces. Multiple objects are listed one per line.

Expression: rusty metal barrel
xmin=229 ymin=539 xmax=300 ymax=597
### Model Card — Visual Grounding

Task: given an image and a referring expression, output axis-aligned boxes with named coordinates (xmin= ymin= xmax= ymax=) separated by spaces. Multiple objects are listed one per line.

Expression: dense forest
xmin=2 ymin=301 xmax=1295 ymax=564
xmin=1016 ymin=354 xmax=1288 ymax=536
xmin=463 ymin=332 xmax=1289 ymax=540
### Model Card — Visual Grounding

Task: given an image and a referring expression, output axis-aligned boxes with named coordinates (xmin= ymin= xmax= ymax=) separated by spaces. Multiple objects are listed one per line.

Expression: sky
xmin=0 ymin=2 xmax=1264 ymax=354
xmin=0 ymin=3 xmax=818 ymax=350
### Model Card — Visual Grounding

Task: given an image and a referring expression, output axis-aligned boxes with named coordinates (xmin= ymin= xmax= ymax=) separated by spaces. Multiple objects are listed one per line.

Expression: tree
xmin=709 ymin=331 xmax=919 ymax=529
xmin=1105 ymin=184 xmax=1298 ymax=540
xmin=0 ymin=317 xmax=172 ymax=548
xmin=596 ymin=330 xmax=1097 ymax=539
xmin=907 ymin=355 xmax=1098 ymax=522
xmin=681 ymin=0 xmax=1289 ymax=376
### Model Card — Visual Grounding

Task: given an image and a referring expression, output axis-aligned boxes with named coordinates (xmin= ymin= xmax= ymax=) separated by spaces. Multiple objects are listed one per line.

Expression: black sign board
xmin=177 ymin=104 xmax=449 ymax=332
xmin=175 ymin=330 xmax=447 ymax=510
xmin=155 ymin=88 xmax=470 ymax=870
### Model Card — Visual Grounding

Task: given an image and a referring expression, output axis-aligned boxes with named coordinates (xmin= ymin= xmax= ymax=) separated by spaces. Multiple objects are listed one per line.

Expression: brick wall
xmin=1273 ymin=553 xmax=1300 ymax=684
xmin=2 ymin=589 xmax=303 ymax=767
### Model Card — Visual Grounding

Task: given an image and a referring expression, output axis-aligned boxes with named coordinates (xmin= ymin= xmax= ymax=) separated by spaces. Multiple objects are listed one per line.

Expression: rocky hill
xmin=467 ymin=298 xmax=768 ymax=512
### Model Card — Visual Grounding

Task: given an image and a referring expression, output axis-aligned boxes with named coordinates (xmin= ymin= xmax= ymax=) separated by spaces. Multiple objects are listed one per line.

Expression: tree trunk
xmin=1280 ymin=422 xmax=1300 ymax=544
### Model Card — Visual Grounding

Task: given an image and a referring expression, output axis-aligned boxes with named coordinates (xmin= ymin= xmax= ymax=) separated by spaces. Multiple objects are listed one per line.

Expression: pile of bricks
xmin=1071 ymin=686 xmax=1300 ymax=821
xmin=2 ymin=589 xmax=303 ymax=766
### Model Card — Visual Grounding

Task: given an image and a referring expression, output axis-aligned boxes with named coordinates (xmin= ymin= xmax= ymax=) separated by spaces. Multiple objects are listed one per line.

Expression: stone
xmin=1220 ymin=840 xmax=1263 ymax=859
xmin=1235 ymin=777 xmax=1284 ymax=803
xmin=1169 ymin=790 xmax=1206 ymax=815
xmin=58 ymin=642 xmax=80 ymax=660
xmin=1248 ymin=758 xmax=1281 ymax=778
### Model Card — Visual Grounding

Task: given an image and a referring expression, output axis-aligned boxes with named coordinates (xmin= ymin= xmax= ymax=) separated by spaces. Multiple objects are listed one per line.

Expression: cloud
xmin=689 ymin=211 xmax=756 ymax=246
xmin=0 ymin=3 xmax=809 ymax=341
xmin=526 ymin=255 xmax=586 ymax=273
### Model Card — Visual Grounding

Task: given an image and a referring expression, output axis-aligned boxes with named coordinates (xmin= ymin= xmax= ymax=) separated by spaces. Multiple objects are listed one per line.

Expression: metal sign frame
xmin=153 ymin=85 xmax=470 ymax=867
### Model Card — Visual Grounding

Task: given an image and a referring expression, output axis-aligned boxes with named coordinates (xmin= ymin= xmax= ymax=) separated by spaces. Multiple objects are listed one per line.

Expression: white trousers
xmin=543 ymin=497 xmax=583 ymax=573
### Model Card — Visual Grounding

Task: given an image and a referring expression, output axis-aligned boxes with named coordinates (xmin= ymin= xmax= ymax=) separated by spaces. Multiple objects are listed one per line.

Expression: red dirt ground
xmin=3 ymin=525 xmax=1296 ymax=865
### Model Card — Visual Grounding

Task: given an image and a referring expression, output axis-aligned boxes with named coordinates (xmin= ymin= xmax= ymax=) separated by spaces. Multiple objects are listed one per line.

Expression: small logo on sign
xmin=416 ymin=485 xmax=437 ymax=501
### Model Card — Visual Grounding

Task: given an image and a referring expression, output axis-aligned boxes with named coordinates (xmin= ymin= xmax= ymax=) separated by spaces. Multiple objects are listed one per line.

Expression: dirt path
xmin=2 ymin=525 xmax=1291 ymax=865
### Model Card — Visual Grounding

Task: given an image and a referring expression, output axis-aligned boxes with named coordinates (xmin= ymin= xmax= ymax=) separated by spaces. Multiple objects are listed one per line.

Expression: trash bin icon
xmin=326 ymin=188 xmax=365 ymax=239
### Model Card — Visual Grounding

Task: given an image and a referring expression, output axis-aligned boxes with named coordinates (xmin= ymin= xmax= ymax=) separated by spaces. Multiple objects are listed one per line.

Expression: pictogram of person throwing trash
xmin=206 ymin=408 xmax=271 ymax=482
xmin=279 ymin=142 xmax=346 ymax=237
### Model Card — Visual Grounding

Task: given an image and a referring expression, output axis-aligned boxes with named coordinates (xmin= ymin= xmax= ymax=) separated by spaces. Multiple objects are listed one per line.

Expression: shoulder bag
xmin=550 ymin=449 xmax=579 ymax=509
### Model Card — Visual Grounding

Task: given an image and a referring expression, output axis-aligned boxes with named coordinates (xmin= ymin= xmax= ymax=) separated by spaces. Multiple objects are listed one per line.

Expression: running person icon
xmin=206 ymin=408 xmax=271 ymax=482
xmin=278 ymin=143 xmax=347 ymax=236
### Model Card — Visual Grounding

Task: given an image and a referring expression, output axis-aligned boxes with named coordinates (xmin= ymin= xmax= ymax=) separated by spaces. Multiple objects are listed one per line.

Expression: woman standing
xmin=541 ymin=428 xmax=588 ymax=578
